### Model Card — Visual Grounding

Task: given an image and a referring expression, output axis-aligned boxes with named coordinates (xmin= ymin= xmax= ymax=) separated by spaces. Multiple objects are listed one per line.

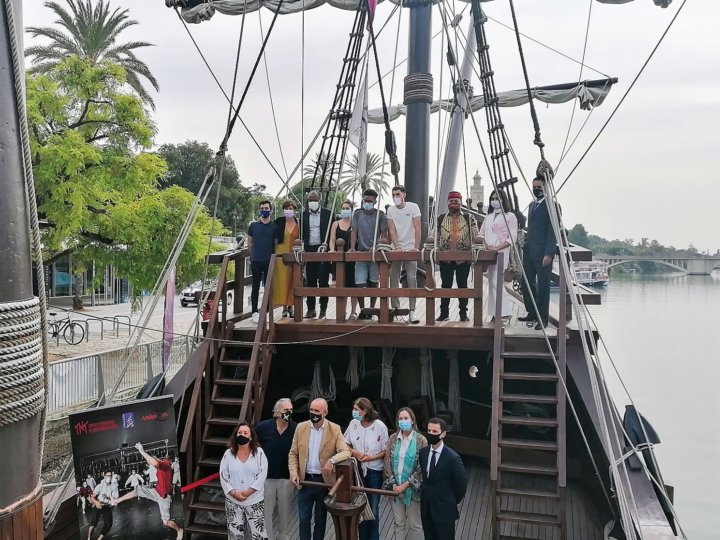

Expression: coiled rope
xmin=0 ymin=299 xmax=45 ymax=426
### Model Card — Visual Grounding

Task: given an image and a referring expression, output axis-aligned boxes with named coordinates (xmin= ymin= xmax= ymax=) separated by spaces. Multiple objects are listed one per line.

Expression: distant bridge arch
xmin=597 ymin=255 xmax=720 ymax=275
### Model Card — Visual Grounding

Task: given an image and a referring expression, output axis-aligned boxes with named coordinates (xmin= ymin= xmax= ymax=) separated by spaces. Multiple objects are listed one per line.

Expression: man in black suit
xmin=418 ymin=417 xmax=468 ymax=540
xmin=301 ymin=190 xmax=334 ymax=319
xmin=519 ymin=175 xmax=558 ymax=330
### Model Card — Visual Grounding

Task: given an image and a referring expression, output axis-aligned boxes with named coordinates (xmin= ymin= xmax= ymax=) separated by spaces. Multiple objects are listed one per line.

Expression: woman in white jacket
xmin=220 ymin=422 xmax=269 ymax=540
xmin=480 ymin=190 xmax=518 ymax=321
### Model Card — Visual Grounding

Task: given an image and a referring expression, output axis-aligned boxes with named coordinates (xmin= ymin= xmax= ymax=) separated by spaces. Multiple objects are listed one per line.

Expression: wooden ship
xmin=0 ymin=0 xmax=681 ymax=539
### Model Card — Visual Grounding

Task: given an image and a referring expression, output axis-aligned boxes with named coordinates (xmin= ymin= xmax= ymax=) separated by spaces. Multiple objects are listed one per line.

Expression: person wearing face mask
xmin=247 ymin=200 xmax=279 ymax=323
xmin=329 ymin=200 xmax=360 ymax=318
xmin=255 ymin=398 xmax=297 ymax=540
xmin=343 ymin=398 xmax=389 ymax=540
xmin=218 ymin=423 xmax=269 ymax=539
xmin=350 ymin=189 xmax=388 ymax=319
xmin=387 ymin=185 xmax=422 ymax=324
xmin=418 ymin=418 xmax=467 ymax=540
xmin=87 ymin=471 xmax=118 ymax=540
xmin=300 ymin=190 xmax=335 ymax=319
xmin=519 ymin=176 xmax=559 ymax=330
xmin=480 ymin=190 xmax=518 ymax=322
xmin=289 ymin=398 xmax=351 ymax=540
xmin=436 ymin=191 xmax=480 ymax=322
xmin=383 ymin=407 xmax=428 ymax=540
xmin=272 ymin=200 xmax=300 ymax=317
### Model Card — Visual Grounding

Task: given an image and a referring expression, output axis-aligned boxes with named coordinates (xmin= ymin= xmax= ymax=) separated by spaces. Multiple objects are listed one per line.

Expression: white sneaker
xmin=251 ymin=312 xmax=260 ymax=323
xmin=408 ymin=310 xmax=419 ymax=324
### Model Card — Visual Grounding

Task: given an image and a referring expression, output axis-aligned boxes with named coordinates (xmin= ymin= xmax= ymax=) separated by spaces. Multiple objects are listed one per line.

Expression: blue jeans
xmin=298 ymin=474 xmax=328 ymax=540
xmin=359 ymin=468 xmax=383 ymax=540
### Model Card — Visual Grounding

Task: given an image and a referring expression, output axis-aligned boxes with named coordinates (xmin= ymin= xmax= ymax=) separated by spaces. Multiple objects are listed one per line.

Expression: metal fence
xmin=46 ymin=336 xmax=193 ymax=420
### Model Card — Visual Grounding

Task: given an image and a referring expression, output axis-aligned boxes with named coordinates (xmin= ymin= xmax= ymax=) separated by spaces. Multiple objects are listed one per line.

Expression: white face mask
xmin=490 ymin=200 xmax=502 ymax=210
xmin=284 ymin=209 xmax=295 ymax=218
xmin=393 ymin=197 xmax=403 ymax=207
xmin=105 ymin=477 xmax=112 ymax=484
xmin=308 ymin=201 xmax=320 ymax=212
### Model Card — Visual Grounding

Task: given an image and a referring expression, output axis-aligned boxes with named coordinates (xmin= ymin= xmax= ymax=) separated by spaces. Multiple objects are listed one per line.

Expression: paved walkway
xmin=47 ymin=296 xmax=208 ymax=361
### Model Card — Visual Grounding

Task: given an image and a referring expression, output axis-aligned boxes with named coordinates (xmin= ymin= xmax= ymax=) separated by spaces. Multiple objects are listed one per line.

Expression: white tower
xmin=469 ymin=170 xmax=485 ymax=212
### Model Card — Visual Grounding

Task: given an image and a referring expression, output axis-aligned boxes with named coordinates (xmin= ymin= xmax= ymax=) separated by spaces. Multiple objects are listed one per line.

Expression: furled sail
xmin=167 ymin=0 xmax=670 ymax=24
xmin=367 ymin=79 xmax=615 ymax=124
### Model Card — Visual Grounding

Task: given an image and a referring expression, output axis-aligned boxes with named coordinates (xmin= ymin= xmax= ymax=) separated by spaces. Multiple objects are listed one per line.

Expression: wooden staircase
xmin=491 ymin=347 xmax=567 ymax=539
xmin=180 ymin=253 xmax=277 ymax=538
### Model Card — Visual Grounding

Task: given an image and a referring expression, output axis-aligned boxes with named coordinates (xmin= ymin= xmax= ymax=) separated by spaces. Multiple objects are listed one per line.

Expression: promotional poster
xmin=69 ymin=396 xmax=184 ymax=539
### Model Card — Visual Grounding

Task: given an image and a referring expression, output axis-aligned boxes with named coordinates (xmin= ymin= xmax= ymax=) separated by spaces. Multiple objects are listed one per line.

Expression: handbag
xmin=351 ymin=458 xmax=376 ymax=523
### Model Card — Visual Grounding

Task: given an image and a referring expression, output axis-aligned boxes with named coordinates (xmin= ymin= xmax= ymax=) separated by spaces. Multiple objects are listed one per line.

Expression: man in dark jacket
xmin=301 ymin=190 xmax=334 ymax=319
xmin=519 ymin=175 xmax=558 ymax=330
xmin=418 ymin=417 xmax=468 ymax=540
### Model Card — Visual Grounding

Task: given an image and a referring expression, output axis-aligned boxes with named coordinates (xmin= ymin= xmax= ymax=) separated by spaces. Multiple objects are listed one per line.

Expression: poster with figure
xmin=69 ymin=396 xmax=185 ymax=540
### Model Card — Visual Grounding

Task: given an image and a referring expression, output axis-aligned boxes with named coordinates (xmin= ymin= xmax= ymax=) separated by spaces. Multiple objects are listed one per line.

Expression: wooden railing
xmin=281 ymin=240 xmax=499 ymax=326
xmin=179 ymin=248 xmax=252 ymax=483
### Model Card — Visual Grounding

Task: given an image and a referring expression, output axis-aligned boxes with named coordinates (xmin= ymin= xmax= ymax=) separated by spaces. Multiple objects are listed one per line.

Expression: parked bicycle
xmin=48 ymin=312 xmax=85 ymax=345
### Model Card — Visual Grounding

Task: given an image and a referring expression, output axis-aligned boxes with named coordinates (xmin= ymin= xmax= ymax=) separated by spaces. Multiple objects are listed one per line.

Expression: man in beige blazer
xmin=289 ymin=398 xmax=351 ymax=540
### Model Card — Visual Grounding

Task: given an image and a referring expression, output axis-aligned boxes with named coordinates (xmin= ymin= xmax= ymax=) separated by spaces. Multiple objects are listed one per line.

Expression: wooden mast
xmin=0 ymin=0 xmax=44 ymax=537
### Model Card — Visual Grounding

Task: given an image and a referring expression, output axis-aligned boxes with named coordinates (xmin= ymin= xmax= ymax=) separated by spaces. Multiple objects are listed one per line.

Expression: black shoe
xmin=319 ymin=309 xmax=326 ymax=319
xmin=436 ymin=314 xmax=449 ymax=322
xmin=534 ymin=321 xmax=548 ymax=330
xmin=305 ymin=309 xmax=317 ymax=319
xmin=358 ymin=311 xmax=368 ymax=320
xmin=459 ymin=312 xmax=469 ymax=322
xmin=518 ymin=314 xmax=537 ymax=322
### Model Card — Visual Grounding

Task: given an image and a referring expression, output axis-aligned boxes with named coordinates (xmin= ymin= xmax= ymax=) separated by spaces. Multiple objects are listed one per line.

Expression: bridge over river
xmin=596 ymin=255 xmax=720 ymax=275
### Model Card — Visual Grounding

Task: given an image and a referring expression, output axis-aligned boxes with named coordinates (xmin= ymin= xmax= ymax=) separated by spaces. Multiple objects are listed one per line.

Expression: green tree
xmin=26 ymin=0 xmax=159 ymax=108
xmin=339 ymin=151 xmax=391 ymax=200
xmin=157 ymin=140 xmax=270 ymax=232
xmin=27 ymin=57 xmax=224 ymax=305
xmin=567 ymin=223 xmax=589 ymax=248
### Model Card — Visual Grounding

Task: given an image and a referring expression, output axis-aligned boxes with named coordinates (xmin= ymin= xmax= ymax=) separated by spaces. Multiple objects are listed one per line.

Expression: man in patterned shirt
xmin=436 ymin=191 xmax=479 ymax=322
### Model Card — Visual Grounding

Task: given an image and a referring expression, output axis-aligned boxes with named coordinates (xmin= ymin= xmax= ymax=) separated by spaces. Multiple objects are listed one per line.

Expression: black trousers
xmin=250 ymin=260 xmax=270 ymax=313
xmin=420 ymin=504 xmax=455 ymax=540
xmin=90 ymin=505 xmax=113 ymax=535
xmin=439 ymin=262 xmax=471 ymax=315
xmin=305 ymin=245 xmax=330 ymax=311
xmin=521 ymin=252 xmax=552 ymax=323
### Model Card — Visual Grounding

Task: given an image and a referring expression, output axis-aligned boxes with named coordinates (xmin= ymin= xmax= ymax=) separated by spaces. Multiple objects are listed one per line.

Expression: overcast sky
xmin=20 ymin=0 xmax=720 ymax=252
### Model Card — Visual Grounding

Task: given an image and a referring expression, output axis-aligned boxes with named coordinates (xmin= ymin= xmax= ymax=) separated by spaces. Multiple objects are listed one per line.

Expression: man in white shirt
xmin=301 ymin=191 xmax=334 ymax=319
xmin=125 ymin=469 xmax=144 ymax=490
xmin=171 ymin=456 xmax=181 ymax=493
xmin=387 ymin=185 xmax=422 ymax=324
xmin=144 ymin=463 xmax=158 ymax=488
xmin=87 ymin=471 xmax=119 ymax=540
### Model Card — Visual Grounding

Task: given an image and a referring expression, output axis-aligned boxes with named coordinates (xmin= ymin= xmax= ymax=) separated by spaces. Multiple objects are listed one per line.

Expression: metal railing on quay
xmin=46 ymin=336 xmax=194 ymax=420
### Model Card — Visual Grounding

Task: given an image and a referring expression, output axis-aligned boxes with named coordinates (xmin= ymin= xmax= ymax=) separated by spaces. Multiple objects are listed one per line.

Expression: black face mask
xmin=281 ymin=411 xmax=293 ymax=423
xmin=310 ymin=413 xmax=323 ymax=424
xmin=426 ymin=432 xmax=442 ymax=446
xmin=533 ymin=187 xmax=544 ymax=199
xmin=236 ymin=435 xmax=250 ymax=446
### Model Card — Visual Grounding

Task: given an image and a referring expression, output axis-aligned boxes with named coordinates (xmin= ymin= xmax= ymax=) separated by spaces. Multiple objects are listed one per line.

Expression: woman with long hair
xmin=480 ymin=190 xmax=518 ymax=322
xmin=220 ymin=422 xmax=268 ymax=540
xmin=344 ymin=397 xmax=389 ymax=540
xmin=272 ymin=200 xmax=300 ymax=316
xmin=383 ymin=407 xmax=427 ymax=540
xmin=329 ymin=200 xmax=359 ymax=318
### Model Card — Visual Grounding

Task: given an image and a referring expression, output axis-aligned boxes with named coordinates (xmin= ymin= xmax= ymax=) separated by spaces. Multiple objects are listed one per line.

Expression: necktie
xmin=429 ymin=450 xmax=437 ymax=477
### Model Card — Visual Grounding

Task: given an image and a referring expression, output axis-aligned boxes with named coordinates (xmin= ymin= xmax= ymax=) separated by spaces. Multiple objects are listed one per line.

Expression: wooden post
xmin=233 ymin=255 xmax=244 ymax=315
xmin=424 ymin=239 xmax=436 ymax=325
xmin=378 ymin=260 xmax=390 ymax=324
xmin=473 ymin=260 xmax=484 ymax=327
xmin=335 ymin=239 xmax=347 ymax=323
xmin=293 ymin=241 xmax=303 ymax=322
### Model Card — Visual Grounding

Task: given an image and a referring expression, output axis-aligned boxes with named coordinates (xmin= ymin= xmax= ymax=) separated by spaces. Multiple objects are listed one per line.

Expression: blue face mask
xmin=362 ymin=202 xmax=374 ymax=212
xmin=259 ymin=209 xmax=271 ymax=218
xmin=398 ymin=420 xmax=413 ymax=431
xmin=352 ymin=410 xmax=362 ymax=422
xmin=340 ymin=209 xmax=352 ymax=219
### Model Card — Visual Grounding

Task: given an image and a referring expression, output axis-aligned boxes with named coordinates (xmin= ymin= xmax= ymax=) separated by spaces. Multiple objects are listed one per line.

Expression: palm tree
xmin=339 ymin=152 xmax=391 ymax=201
xmin=26 ymin=0 xmax=159 ymax=108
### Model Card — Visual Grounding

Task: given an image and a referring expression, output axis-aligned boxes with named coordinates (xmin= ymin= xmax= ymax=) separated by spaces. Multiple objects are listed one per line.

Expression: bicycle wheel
xmin=64 ymin=322 xmax=85 ymax=345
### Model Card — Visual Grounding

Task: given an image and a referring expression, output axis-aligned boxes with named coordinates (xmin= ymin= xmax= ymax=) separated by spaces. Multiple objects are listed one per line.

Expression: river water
xmin=587 ymin=271 xmax=720 ymax=539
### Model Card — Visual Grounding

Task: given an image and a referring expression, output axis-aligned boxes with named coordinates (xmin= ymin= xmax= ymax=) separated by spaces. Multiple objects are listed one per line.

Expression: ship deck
xmin=233 ymin=288 xmax=557 ymax=350
xmin=192 ymin=459 xmax=606 ymax=540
